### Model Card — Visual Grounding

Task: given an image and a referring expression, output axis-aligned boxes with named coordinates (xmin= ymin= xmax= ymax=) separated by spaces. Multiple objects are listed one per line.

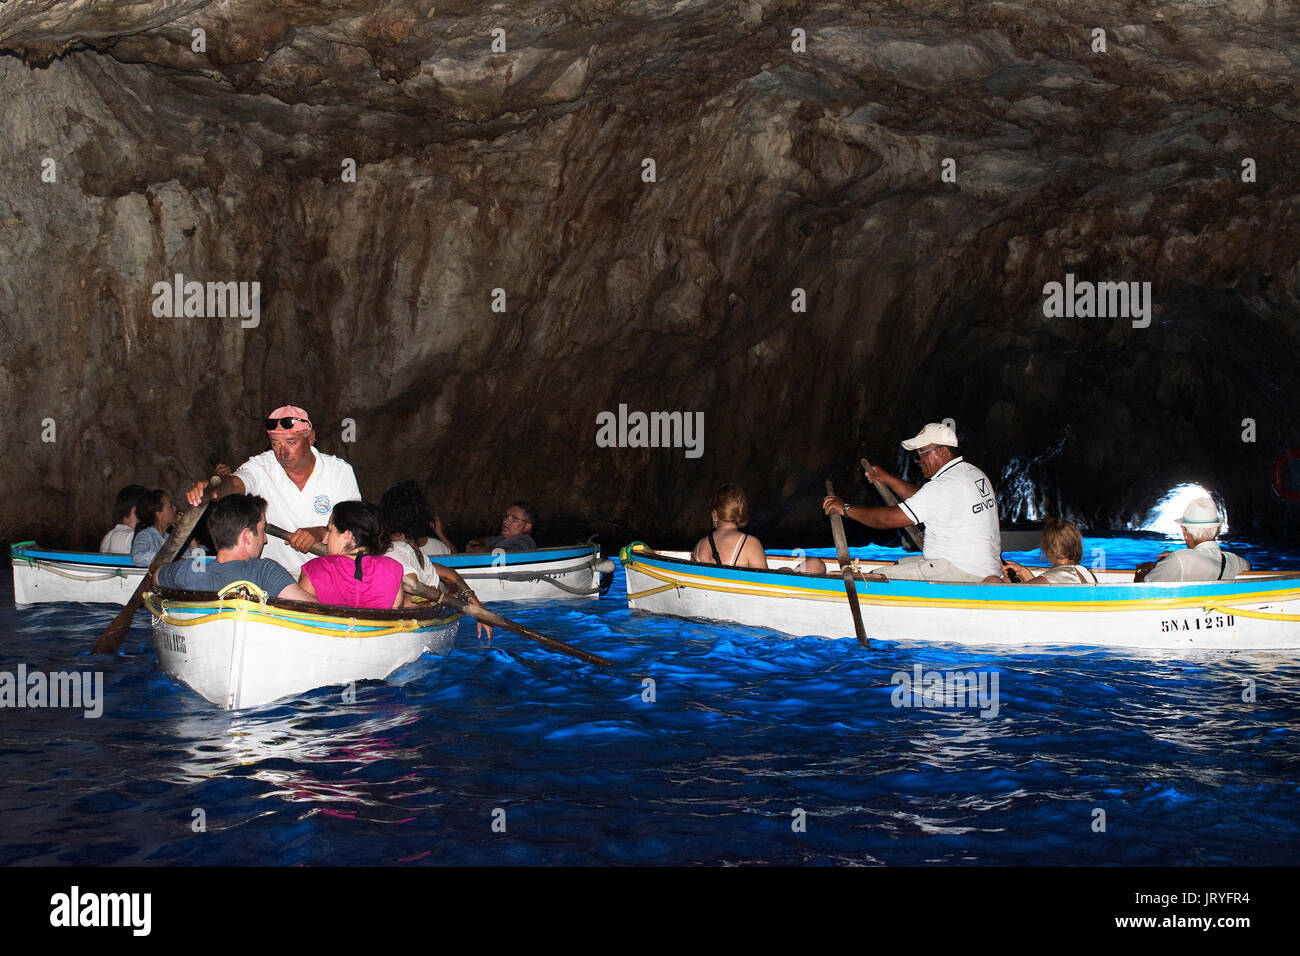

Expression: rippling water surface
xmin=2 ymin=533 xmax=1297 ymax=865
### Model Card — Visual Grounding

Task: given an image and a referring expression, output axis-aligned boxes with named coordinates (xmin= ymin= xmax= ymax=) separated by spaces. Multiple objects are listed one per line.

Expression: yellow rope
xmin=626 ymin=581 xmax=682 ymax=601
xmin=1203 ymin=603 xmax=1300 ymax=622
xmin=628 ymin=562 xmax=848 ymax=602
xmin=142 ymin=592 xmax=448 ymax=637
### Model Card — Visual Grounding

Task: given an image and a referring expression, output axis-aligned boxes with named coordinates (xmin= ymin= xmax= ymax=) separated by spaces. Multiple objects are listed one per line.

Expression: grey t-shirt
xmin=481 ymin=534 xmax=537 ymax=553
xmin=158 ymin=557 xmax=297 ymax=598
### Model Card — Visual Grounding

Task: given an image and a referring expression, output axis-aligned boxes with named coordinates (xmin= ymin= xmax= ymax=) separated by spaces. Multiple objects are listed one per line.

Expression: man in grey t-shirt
xmin=157 ymin=494 xmax=314 ymax=601
xmin=466 ymin=500 xmax=539 ymax=553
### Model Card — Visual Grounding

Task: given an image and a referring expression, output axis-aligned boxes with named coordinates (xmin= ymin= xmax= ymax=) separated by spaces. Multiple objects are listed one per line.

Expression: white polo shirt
xmin=1145 ymin=540 xmax=1249 ymax=582
xmin=896 ymin=456 xmax=1001 ymax=579
xmin=235 ymin=448 xmax=361 ymax=575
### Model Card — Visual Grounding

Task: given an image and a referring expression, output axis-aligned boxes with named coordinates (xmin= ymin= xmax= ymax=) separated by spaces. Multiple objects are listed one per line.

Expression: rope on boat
xmin=627 ymin=563 xmax=850 ymax=603
xmin=627 ymin=581 xmax=683 ymax=601
xmin=457 ymin=568 xmax=602 ymax=595
xmin=141 ymin=592 xmax=431 ymax=637
xmin=1203 ymin=603 xmax=1300 ymax=622
xmin=28 ymin=559 xmax=134 ymax=583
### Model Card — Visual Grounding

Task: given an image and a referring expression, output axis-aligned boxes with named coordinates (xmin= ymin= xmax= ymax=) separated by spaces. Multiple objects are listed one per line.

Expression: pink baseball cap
xmin=266 ymin=405 xmax=312 ymax=434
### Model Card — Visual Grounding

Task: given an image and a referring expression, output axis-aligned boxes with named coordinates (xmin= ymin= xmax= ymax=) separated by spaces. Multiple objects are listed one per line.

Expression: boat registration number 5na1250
xmin=1161 ymin=612 xmax=1235 ymax=633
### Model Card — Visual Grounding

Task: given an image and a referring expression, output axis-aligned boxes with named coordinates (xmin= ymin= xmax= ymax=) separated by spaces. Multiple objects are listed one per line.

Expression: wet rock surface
xmin=3 ymin=0 xmax=1300 ymax=551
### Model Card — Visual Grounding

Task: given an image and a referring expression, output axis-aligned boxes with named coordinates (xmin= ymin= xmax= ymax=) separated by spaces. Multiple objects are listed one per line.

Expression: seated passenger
xmin=380 ymin=483 xmax=493 ymax=637
xmin=421 ymin=515 xmax=455 ymax=557
xmin=156 ymin=494 xmax=313 ymax=601
xmin=298 ymin=501 xmax=405 ymax=609
xmin=1139 ymin=497 xmax=1249 ymax=583
xmin=381 ymin=482 xmax=441 ymax=587
xmin=130 ymin=489 xmax=178 ymax=567
xmin=100 ymin=484 xmax=149 ymax=554
xmin=797 ymin=555 xmax=828 ymax=575
xmin=466 ymin=501 xmax=539 ymax=553
xmin=996 ymin=517 xmax=1098 ymax=584
xmin=691 ymin=484 xmax=769 ymax=570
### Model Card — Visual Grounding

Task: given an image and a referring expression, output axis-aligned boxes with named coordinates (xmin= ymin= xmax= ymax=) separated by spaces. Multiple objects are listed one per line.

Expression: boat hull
xmin=435 ymin=545 xmax=607 ymax=601
xmin=11 ymin=544 xmax=148 ymax=605
xmin=11 ymin=542 xmax=607 ymax=605
xmin=621 ymin=546 xmax=1300 ymax=651
xmin=148 ymin=588 xmax=461 ymax=709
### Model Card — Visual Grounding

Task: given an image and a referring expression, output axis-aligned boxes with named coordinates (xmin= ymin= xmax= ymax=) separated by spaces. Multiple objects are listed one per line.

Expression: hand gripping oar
xmin=861 ymin=457 xmax=925 ymax=552
xmin=264 ymin=524 xmax=613 ymax=667
xmin=826 ymin=480 xmax=869 ymax=648
xmin=93 ymin=474 xmax=222 ymax=654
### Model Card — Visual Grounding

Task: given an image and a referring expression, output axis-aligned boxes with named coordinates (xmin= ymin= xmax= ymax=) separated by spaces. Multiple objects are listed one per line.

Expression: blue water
xmin=1 ymin=533 xmax=1297 ymax=866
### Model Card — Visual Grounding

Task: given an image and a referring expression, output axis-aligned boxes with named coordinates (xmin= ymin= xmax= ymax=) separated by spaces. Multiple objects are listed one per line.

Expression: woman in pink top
xmin=298 ymin=501 xmax=405 ymax=609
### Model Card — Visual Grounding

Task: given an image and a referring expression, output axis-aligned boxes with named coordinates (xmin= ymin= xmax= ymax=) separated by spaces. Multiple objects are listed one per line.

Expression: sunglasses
xmin=912 ymin=446 xmax=941 ymax=462
xmin=265 ymin=417 xmax=310 ymax=430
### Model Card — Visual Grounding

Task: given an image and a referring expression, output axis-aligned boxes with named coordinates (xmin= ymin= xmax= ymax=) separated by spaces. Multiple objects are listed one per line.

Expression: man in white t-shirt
xmin=184 ymin=404 xmax=361 ymax=575
xmin=1140 ymin=497 xmax=1249 ymax=583
xmin=821 ymin=422 xmax=1001 ymax=581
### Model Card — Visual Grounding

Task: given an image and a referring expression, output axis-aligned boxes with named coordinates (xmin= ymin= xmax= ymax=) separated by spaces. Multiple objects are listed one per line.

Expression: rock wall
xmin=3 ymin=0 xmax=1300 ymax=552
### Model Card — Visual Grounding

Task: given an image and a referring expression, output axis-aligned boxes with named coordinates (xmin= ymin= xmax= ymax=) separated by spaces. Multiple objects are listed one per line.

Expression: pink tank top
xmin=302 ymin=554 xmax=404 ymax=609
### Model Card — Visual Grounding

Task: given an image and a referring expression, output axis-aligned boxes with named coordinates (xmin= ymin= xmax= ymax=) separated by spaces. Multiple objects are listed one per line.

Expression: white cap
xmin=901 ymin=422 xmax=959 ymax=450
xmin=1176 ymin=496 xmax=1221 ymax=529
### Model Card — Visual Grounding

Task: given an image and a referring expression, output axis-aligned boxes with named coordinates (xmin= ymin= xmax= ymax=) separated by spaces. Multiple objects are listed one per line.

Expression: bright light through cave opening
xmin=1141 ymin=483 xmax=1227 ymax=537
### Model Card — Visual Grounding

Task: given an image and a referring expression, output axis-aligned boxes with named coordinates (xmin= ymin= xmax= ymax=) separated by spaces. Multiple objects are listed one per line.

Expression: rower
xmin=184 ymin=404 xmax=360 ymax=576
xmin=822 ymin=422 xmax=1001 ymax=582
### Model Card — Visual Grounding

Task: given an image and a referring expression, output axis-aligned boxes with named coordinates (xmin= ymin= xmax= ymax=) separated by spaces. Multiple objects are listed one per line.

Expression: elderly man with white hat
xmin=822 ymin=422 xmax=1001 ymax=582
xmin=185 ymin=404 xmax=361 ymax=575
xmin=1141 ymin=497 xmax=1249 ymax=582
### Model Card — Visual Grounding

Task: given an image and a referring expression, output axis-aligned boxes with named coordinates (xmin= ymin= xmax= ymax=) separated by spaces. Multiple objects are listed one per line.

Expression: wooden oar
xmin=264 ymin=524 xmax=613 ymax=668
xmin=826 ymin=480 xmax=869 ymax=648
xmin=93 ymin=475 xmax=222 ymax=654
xmin=861 ymin=457 xmax=925 ymax=552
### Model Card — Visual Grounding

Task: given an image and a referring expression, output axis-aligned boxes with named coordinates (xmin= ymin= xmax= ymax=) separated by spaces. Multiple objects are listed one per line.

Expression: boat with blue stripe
xmin=10 ymin=541 xmax=211 ymax=606
xmin=12 ymin=541 xmax=613 ymax=606
xmin=620 ymin=544 xmax=1300 ymax=650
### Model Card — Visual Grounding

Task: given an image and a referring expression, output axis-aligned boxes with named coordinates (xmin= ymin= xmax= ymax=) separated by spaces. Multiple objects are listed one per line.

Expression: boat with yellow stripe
xmin=146 ymin=582 xmax=463 ymax=709
xmin=619 ymin=544 xmax=1300 ymax=650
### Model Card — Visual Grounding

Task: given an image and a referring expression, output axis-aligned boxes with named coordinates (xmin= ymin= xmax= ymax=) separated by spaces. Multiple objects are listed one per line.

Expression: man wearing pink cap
xmin=185 ymin=405 xmax=361 ymax=575
xmin=822 ymin=422 xmax=1001 ymax=581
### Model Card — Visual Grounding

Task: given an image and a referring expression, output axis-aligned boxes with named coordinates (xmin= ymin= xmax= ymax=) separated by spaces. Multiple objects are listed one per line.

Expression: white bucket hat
xmin=901 ymin=422 xmax=959 ymax=450
xmin=1175 ymin=496 xmax=1221 ymax=529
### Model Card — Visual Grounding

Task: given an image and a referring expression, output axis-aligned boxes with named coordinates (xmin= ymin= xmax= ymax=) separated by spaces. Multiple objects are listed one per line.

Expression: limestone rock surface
xmin=3 ymin=0 xmax=1300 ymax=549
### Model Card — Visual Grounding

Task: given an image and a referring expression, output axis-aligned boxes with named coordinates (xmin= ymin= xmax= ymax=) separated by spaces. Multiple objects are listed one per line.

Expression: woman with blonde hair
xmin=998 ymin=517 xmax=1097 ymax=585
xmin=692 ymin=483 xmax=769 ymax=569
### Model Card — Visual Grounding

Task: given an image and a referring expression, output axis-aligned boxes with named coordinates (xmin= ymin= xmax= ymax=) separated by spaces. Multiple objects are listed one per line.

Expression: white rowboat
xmin=11 ymin=542 xmax=157 ymax=605
xmin=620 ymin=545 xmax=1300 ymax=651
xmin=147 ymin=582 xmax=462 ymax=709
xmin=12 ymin=541 xmax=612 ymax=606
